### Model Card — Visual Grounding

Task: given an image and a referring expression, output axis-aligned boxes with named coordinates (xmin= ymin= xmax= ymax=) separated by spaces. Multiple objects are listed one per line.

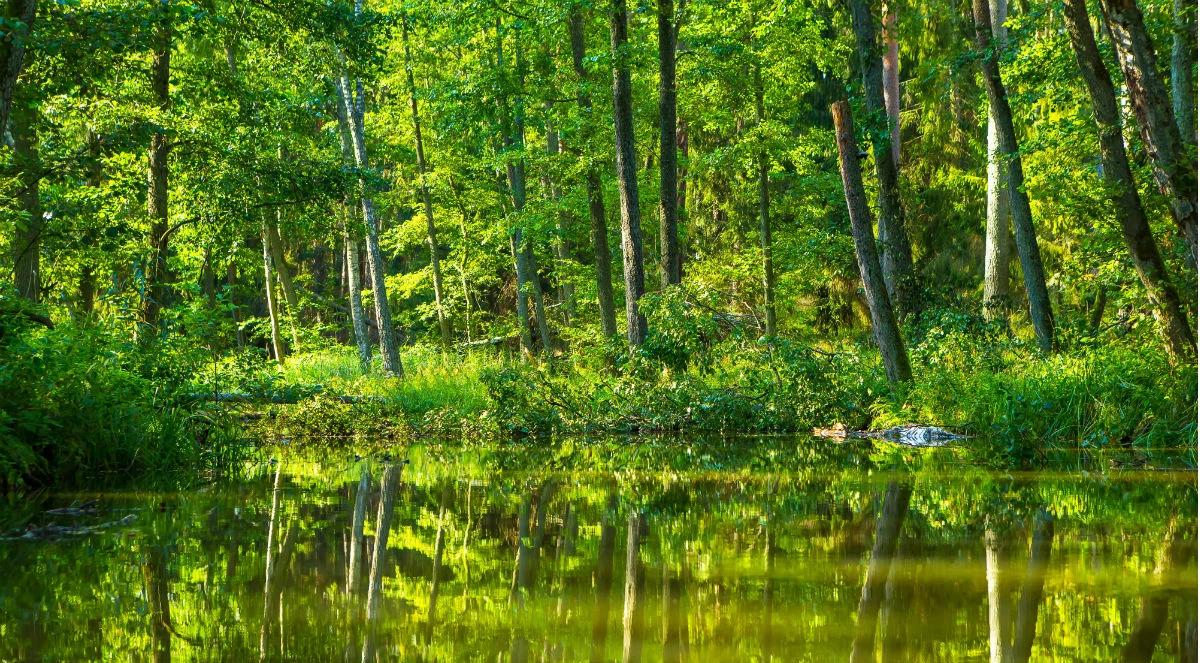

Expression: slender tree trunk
xmin=983 ymin=0 xmax=1013 ymax=319
xmin=590 ymin=495 xmax=618 ymax=663
xmin=265 ymin=209 xmax=300 ymax=348
xmin=228 ymin=261 xmax=246 ymax=347
xmin=1010 ymin=511 xmax=1054 ymax=663
xmin=11 ymin=98 xmax=39 ymax=302
xmin=0 ymin=0 xmax=36 ymax=140
xmin=972 ymin=0 xmax=1056 ymax=353
xmin=882 ymin=1 xmax=901 ymax=166
xmin=622 ymin=511 xmax=645 ymax=663
xmin=754 ymin=62 xmax=776 ymax=337
xmin=658 ymin=0 xmax=681 ymax=288
xmin=849 ymin=482 xmax=912 ymax=663
xmin=832 ymin=100 xmax=913 ymax=383
xmin=1100 ymin=0 xmax=1198 ymax=260
xmin=335 ymin=96 xmax=373 ymax=371
xmin=1172 ymin=0 xmax=1196 ymax=147
xmin=1064 ymin=0 xmax=1195 ymax=359
xmin=337 ymin=68 xmax=403 ymax=376
xmin=544 ymin=114 xmax=577 ymax=322
xmin=568 ymin=6 xmax=618 ymax=337
xmin=677 ymin=119 xmax=688 ymax=279
xmin=848 ymin=0 xmax=918 ymax=317
xmin=611 ymin=0 xmax=648 ymax=346
xmin=140 ymin=1 xmax=171 ymax=334
xmin=262 ymin=226 xmax=286 ymax=364
xmin=402 ymin=17 xmax=451 ymax=347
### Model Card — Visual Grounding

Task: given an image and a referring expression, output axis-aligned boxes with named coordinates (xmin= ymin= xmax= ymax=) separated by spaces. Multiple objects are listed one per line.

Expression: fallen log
xmin=813 ymin=424 xmax=966 ymax=447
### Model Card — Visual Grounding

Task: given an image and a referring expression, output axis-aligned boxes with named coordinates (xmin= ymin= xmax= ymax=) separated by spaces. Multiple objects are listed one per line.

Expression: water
xmin=0 ymin=437 xmax=1195 ymax=662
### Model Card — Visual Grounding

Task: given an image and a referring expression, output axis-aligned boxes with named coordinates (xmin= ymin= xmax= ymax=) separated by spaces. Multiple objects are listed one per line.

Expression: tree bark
xmin=1100 ymin=0 xmax=1198 ymax=260
xmin=1064 ymin=0 xmax=1195 ymax=359
xmin=972 ymin=0 xmax=1056 ymax=353
xmin=832 ymin=100 xmax=913 ymax=383
xmin=754 ymin=62 xmax=776 ymax=337
xmin=335 ymin=97 xmax=373 ymax=371
xmin=611 ymin=0 xmax=648 ymax=346
xmin=265 ymin=209 xmax=300 ymax=348
xmin=657 ymin=0 xmax=681 ymax=288
xmin=0 ymin=0 xmax=36 ymax=140
xmin=569 ymin=5 xmax=619 ymax=337
xmin=882 ymin=1 xmax=901 ymax=166
xmin=1172 ymin=0 xmax=1196 ymax=147
xmin=140 ymin=1 xmax=171 ymax=334
xmin=848 ymin=0 xmax=918 ymax=317
xmin=983 ymin=0 xmax=1013 ymax=319
xmin=10 ymin=97 xmax=39 ymax=302
xmin=337 ymin=66 xmax=403 ymax=376
xmin=402 ymin=17 xmax=451 ymax=347
xmin=848 ymin=482 xmax=912 ymax=663
xmin=544 ymin=113 xmax=577 ymax=322
xmin=262 ymin=226 xmax=286 ymax=364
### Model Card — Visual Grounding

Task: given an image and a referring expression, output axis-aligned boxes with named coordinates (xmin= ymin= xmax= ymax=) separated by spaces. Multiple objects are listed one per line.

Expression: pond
xmin=0 ymin=437 xmax=1195 ymax=662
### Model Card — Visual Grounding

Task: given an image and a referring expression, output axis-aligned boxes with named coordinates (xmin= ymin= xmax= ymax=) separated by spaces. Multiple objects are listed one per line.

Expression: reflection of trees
xmin=1011 ymin=510 xmax=1054 ymax=663
xmin=849 ymin=481 xmax=912 ymax=663
xmin=346 ymin=465 xmax=370 ymax=597
xmin=985 ymin=519 xmax=1012 ymax=663
xmin=622 ymin=511 xmax=646 ymax=663
xmin=590 ymin=493 xmax=618 ymax=663
xmin=144 ymin=543 xmax=173 ymax=663
xmin=1121 ymin=516 xmax=1190 ymax=662
xmin=360 ymin=462 xmax=401 ymax=663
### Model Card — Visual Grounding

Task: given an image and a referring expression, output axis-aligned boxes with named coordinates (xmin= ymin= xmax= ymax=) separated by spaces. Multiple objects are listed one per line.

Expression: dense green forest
xmin=0 ymin=0 xmax=1196 ymax=487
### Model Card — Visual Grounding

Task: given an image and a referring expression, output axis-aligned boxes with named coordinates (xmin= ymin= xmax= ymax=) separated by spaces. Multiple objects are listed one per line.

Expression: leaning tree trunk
xmin=983 ymin=0 xmax=1013 ymax=319
xmin=337 ymin=68 xmax=403 ymax=376
xmin=1100 ymin=0 xmax=1198 ymax=261
xmin=972 ymin=0 xmax=1056 ymax=353
xmin=848 ymin=0 xmax=918 ymax=318
xmin=402 ymin=17 xmax=451 ymax=347
xmin=1064 ymin=0 xmax=1195 ymax=360
xmin=0 ymin=0 xmax=36 ymax=140
xmin=754 ymin=61 xmax=776 ymax=337
xmin=657 ymin=0 xmax=681 ymax=288
xmin=140 ymin=3 xmax=171 ymax=335
xmin=11 ymin=98 xmax=40 ymax=302
xmin=610 ymin=0 xmax=648 ymax=347
xmin=568 ymin=6 xmax=619 ymax=337
xmin=832 ymin=100 xmax=913 ymax=383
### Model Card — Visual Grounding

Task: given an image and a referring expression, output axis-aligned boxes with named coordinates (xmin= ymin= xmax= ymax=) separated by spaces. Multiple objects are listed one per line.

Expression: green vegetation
xmin=0 ymin=0 xmax=1196 ymax=488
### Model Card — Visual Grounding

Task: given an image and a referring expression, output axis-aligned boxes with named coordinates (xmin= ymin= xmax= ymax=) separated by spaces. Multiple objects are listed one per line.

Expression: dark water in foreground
xmin=0 ymin=438 xmax=1195 ymax=662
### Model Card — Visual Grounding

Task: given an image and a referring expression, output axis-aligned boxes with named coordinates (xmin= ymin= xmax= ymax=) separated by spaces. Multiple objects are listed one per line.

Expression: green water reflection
xmin=0 ymin=438 xmax=1195 ymax=661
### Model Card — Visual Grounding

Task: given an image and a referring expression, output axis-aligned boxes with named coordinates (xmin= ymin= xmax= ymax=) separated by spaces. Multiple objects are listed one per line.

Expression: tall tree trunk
xmin=882 ymin=1 xmax=901 ymax=166
xmin=848 ymin=0 xmax=918 ymax=317
xmin=983 ymin=0 xmax=1013 ymax=319
xmin=402 ymin=17 xmax=451 ymax=347
xmin=1172 ymin=0 xmax=1196 ymax=147
xmin=228 ymin=261 xmax=246 ymax=347
xmin=544 ymin=113 xmax=577 ymax=322
xmin=972 ymin=0 xmax=1056 ymax=353
xmin=657 ymin=0 xmax=681 ymax=288
xmin=569 ymin=5 xmax=619 ymax=337
xmin=337 ymin=68 xmax=403 ymax=376
xmin=265 ymin=209 xmax=300 ymax=348
xmin=622 ymin=511 xmax=645 ymax=663
xmin=0 ymin=0 xmax=36 ymax=140
xmin=1099 ymin=0 xmax=1198 ymax=260
xmin=262 ymin=226 xmax=286 ymax=364
xmin=11 ymin=98 xmax=39 ymax=301
xmin=610 ymin=0 xmax=648 ymax=346
xmin=1010 ymin=511 xmax=1054 ymax=663
xmin=677 ymin=119 xmax=688 ymax=279
xmin=848 ymin=482 xmax=912 ymax=663
xmin=1064 ymin=0 xmax=1195 ymax=359
xmin=141 ymin=1 xmax=171 ymax=334
xmin=832 ymin=100 xmax=913 ymax=383
xmin=754 ymin=62 xmax=776 ymax=337
xmin=335 ymin=96 xmax=373 ymax=371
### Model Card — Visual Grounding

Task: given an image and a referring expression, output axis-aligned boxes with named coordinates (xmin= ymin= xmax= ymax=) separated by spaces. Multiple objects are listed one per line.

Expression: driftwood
xmin=3 ymin=514 xmax=137 ymax=541
xmin=460 ymin=335 xmax=516 ymax=348
xmin=813 ymin=424 xmax=966 ymax=447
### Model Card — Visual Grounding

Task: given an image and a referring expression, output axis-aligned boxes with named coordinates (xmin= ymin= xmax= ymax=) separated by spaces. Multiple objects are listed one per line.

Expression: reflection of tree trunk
xmin=849 ymin=482 xmax=912 ymax=663
xmin=144 ymin=544 xmax=173 ymax=663
xmin=361 ymin=463 xmax=402 ymax=663
xmin=347 ymin=466 xmax=370 ymax=596
xmin=1011 ymin=510 xmax=1054 ymax=663
xmin=986 ymin=521 xmax=1013 ymax=663
xmin=424 ymin=483 xmax=451 ymax=641
xmin=591 ymin=495 xmax=618 ymax=663
xmin=1121 ymin=518 xmax=1188 ymax=662
xmin=760 ymin=515 xmax=775 ymax=662
xmin=511 ymin=491 xmax=535 ymax=604
xmin=622 ymin=511 xmax=646 ymax=663
xmin=259 ymin=466 xmax=284 ymax=661
xmin=880 ymin=537 xmax=909 ymax=661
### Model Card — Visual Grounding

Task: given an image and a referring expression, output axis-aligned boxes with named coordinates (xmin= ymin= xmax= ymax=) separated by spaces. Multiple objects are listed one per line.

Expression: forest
xmin=1 ymin=0 xmax=1197 ymax=487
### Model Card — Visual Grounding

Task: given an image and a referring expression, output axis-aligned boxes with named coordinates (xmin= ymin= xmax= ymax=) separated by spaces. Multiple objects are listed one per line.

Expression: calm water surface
xmin=0 ymin=437 xmax=1195 ymax=661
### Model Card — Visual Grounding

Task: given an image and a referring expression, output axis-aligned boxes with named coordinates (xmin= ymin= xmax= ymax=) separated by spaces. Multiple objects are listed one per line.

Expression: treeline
xmin=2 ymin=0 xmax=1196 ymax=373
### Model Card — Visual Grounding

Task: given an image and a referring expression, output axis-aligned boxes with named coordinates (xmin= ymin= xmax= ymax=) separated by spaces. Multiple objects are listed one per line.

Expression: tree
xmin=658 ymin=0 xmax=681 ymax=288
xmin=982 ymin=0 xmax=1011 ymax=319
xmin=140 ymin=0 xmax=172 ymax=334
xmin=971 ymin=0 xmax=1055 ymax=353
xmin=1063 ymin=0 xmax=1194 ymax=360
xmin=610 ymin=0 xmax=647 ymax=347
xmin=0 ymin=0 xmax=36 ymax=139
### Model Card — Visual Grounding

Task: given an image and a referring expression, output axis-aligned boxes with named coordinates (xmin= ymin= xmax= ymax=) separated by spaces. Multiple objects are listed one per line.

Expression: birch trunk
xmin=983 ymin=0 xmax=1013 ymax=319
xmin=262 ymin=226 xmax=286 ymax=364
xmin=335 ymin=97 xmax=373 ymax=371
xmin=611 ymin=0 xmax=648 ymax=346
